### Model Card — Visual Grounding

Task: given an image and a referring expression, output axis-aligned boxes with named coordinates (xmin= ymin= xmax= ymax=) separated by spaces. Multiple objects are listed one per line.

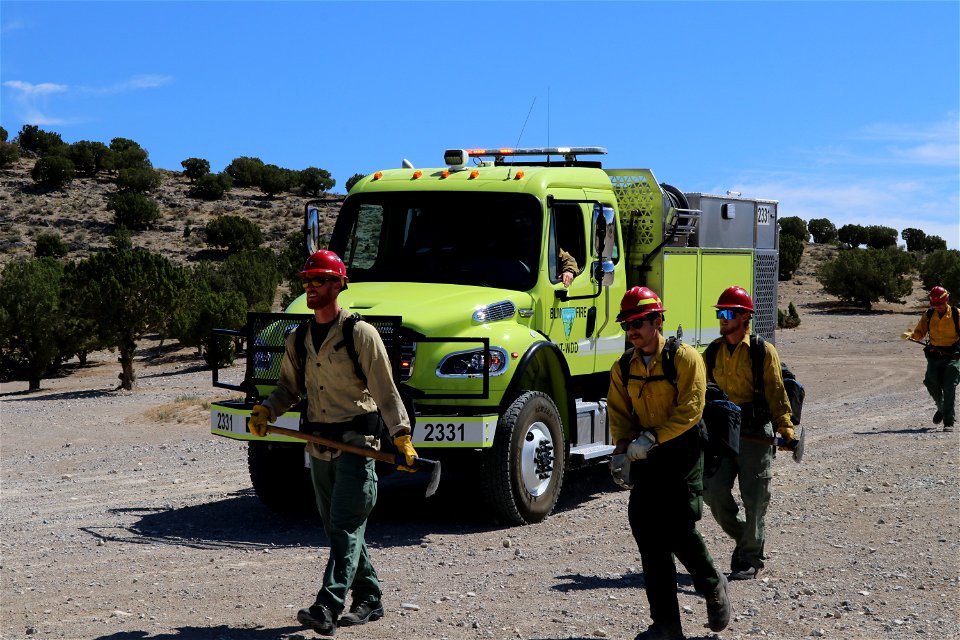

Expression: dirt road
xmin=2 ymin=302 xmax=958 ymax=640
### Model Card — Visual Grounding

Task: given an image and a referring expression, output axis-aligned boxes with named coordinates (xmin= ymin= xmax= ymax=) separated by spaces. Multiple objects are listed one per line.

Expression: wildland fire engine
xmin=210 ymin=146 xmax=780 ymax=525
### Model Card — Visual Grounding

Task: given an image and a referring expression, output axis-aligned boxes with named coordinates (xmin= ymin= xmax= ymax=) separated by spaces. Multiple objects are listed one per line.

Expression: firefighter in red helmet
xmin=701 ymin=286 xmax=796 ymax=581
xmin=902 ymin=286 xmax=959 ymax=431
xmin=248 ymin=250 xmax=418 ymax=634
xmin=607 ymin=286 xmax=730 ymax=640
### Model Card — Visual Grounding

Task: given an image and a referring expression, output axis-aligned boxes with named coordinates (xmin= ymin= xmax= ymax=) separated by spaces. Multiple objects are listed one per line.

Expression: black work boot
xmin=634 ymin=621 xmax=685 ymax=640
xmin=297 ymin=602 xmax=337 ymax=636
xmin=944 ymin=422 xmax=955 ymax=432
xmin=337 ymin=599 xmax=384 ymax=626
xmin=705 ymin=573 xmax=731 ymax=632
xmin=933 ymin=410 xmax=943 ymax=424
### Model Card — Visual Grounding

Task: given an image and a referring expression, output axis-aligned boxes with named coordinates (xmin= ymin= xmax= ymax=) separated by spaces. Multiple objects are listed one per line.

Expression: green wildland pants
xmin=310 ymin=452 xmax=381 ymax=614
xmin=924 ymin=353 xmax=960 ymax=426
xmin=703 ymin=421 xmax=774 ymax=571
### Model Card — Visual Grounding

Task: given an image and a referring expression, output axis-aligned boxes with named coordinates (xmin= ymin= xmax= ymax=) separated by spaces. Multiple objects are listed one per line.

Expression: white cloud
xmin=82 ymin=74 xmax=174 ymax=95
xmin=3 ymin=74 xmax=173 ymax=126
xmin=3 ymin=80 xmax=68 ymax=97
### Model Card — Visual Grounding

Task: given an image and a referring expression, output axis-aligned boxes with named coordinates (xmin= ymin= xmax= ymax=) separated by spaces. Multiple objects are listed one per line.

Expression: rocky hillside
xmin=0 ymin=156 xmax=342 ymax=268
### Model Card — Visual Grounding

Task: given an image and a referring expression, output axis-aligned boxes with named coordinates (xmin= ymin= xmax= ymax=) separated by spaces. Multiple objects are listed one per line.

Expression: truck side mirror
xmin=306 ymin=206 xmax=321 ymax=255
xmin=592 ymin=258 xmax=615 ymax=287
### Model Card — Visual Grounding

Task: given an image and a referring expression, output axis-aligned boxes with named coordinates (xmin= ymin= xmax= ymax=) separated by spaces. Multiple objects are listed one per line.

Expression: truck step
xmin=569 ymin=443 xmax=615 ymax=461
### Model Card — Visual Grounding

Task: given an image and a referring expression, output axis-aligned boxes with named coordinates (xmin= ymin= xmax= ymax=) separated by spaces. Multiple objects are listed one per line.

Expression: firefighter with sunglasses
xmin=701 ymin=286 xmax=795 ymax=581
xmin=248 ymin=250 xmax=418 ymax=636
xmin=607 ymin=286 xmax=730 ymax=640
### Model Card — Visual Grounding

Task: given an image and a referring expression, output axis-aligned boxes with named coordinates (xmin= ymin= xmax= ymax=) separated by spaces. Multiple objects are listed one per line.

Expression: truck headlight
xmin=437 ymin=347 xmax=508 ymax=378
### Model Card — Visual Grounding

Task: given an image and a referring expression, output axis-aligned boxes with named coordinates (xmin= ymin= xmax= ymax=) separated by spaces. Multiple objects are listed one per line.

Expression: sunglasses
xmin=620 ymin=316 xmax=653 ymax=331
xmin=301 ymin=278 xmax=338 ymax=289
xmin=716 ymin=309 xmax=740 ymax=320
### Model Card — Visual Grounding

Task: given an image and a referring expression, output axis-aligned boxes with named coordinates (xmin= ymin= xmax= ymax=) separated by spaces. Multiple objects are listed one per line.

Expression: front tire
xmin=482 ymin=391 xmax=566 ymax=525
xmin=247 ymin=441 xmax=315 ymax=513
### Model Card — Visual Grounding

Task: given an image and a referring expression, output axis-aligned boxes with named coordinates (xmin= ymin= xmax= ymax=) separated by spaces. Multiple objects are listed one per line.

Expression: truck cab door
xmin=545 ymin=201 xmax=618 ymax=376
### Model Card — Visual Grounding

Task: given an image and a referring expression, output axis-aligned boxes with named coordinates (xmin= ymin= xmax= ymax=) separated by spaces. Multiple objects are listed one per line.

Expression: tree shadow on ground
xmin=80 ymin=459 xmax=619 ymax=552
xmin=801 ymin=300 xmax=920 ymax=316
xmin=93 ymin=624 xmax=305 ymax=640
xmin=1 ymin=387 xmax=117 ymax=401
xmin=855 ymin=426 xmax=942 ymax=435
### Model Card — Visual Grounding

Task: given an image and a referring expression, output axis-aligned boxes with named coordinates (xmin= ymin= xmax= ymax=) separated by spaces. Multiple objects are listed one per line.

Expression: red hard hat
xmin=300 ymin=250 xmax=348 ymax=283
xmin=715 ymin=286 xmax=755 ymax=312
xmin=930 ymin=286 xmax=949 ymax=304
xmin=617 ymin=286 xmax=665 ymax=322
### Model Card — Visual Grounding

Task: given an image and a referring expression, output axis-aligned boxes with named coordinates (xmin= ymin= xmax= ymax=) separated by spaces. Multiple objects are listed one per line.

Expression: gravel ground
xmin=2 ymin=288 xmax=958 ymax=640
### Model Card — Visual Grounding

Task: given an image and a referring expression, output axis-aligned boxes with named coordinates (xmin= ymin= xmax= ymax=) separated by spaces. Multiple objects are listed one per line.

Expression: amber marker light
xmin=469 ymin=170 xmax=479 ymax=179
xmin=412 ymin=170 xmax=422 ymax=179
xmin=514 ymin=170 xmax=525 ymax=180
xmin=440 ymin=170 xmax=450 ymax=178
xmin=511 ymin=351 xmax=520 ymax=359
xmin=373 ymin=171 xmax=383 ymax=180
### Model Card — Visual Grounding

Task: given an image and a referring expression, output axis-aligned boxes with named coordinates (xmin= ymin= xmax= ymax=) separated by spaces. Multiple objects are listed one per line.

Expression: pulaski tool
xmin=266 ymin=425 xmax=442 ymax=497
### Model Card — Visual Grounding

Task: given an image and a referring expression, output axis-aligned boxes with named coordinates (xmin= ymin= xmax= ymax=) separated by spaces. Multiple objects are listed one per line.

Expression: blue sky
xmin=2 ymin=1 xmax=958 ymax=248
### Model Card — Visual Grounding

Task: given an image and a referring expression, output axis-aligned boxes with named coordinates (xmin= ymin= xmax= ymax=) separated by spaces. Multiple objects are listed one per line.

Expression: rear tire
xmin=247 ymin=441 xmax=315 ymax=513
xmin=482 ymin=391 xmax=566 ymax=525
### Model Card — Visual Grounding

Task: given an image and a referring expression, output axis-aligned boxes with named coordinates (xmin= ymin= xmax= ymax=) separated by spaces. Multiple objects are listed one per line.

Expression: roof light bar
xmin=460 ymin=146 xmax=607 ymax=157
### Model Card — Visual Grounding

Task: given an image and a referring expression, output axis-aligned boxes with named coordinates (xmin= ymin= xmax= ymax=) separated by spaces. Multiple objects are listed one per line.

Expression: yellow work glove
xmin=249 ymin=405 xmax=271 ymax=438
xmin=900 ymin=331 xmax=912 ymax=341
xmin=393 ymin=434 xmax=419 ymax=473
xmin=776 ymin=424 xmax=797 ymax=450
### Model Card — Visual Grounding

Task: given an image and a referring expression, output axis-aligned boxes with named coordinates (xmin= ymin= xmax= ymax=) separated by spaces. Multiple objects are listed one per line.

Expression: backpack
xmin=617 ymin=337 xmax=731 ymax=453
xmin=705 ymin=336 xmax=805 ymax=426
xmin=292 ymin=313 xmax=394 ymax=447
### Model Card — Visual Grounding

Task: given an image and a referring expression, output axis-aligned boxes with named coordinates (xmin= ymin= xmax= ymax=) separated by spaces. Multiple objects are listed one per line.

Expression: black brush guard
xmin=211 ymin=312 xmax=493 ymax=403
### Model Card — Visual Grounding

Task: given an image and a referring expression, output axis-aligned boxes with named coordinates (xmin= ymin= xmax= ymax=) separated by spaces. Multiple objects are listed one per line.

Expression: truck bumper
xmin=212 ymin=400 xmax=498 ymax=449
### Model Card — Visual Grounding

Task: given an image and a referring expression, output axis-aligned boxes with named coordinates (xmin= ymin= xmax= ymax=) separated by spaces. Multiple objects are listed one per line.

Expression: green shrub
xmin=865 ymin=225 xmax=898 ymax=250
xmin=107 ymin=192 xmax=161 ymax=230
xmin=777 ymin=302 xmax=800 ymax=329
xmin=66 ymin=141 xmax=110 ymax=177
xmin=181 ymin=157 xmax=210 ymax=182
xmin=65 ymin=249 xmax=185 ymax=389
xmin=107 ymin=137 xmax=151 ymax=171
xmin=16 ymin=125 xmax=64 ymax=156
xmin=778 ymin=235 xmax=804 ymax=280
xmin=300 ymin=167 xmax=335 ymax=196
xmin=191 ymin=172 xmax=232 ymax=200
xmin=0 ymin=257 xmax=66 ymax=389
xmin=34 ymin=232 xmax=69 ymax=258
xmin=220 ymin=248 xmax=282 ymax=311
xmin=901 ymin=227 xmax=927 ymax=253
xmin=345 ymin=172 xmax=366 ymax=193
xmin=919 ymin=250 xmax=960 ymax=295
xmin=838 ymin=224 xmax=869 ymax=248
xmin=31 ymin=156 xmax=76 ymax=189
xmin=0 ymin=126 xmax=7 ymax=142
xmin=779 ymin=216 xmax=808 ymax=243
xmin=816 ymin=247 xmax=914 ymax=309
xmin=225 ymin=156 xmax=264 ymax=187
xmin=259 ymin=164 xmax=291 ymax=197
xmin=923 ymin=235 xmax=947 ymax=253
xmin=205 ymin=215 xmax=264 ymax=253
xmin=116 ymin=167 xmax=162 ymax=193
xmin=0 ymin=141 xmax=20 ymax=168
xmin=111 ymin=225 xmax=133 ymax=250
xmin=808 ymin=218 xmax=837 ymax=244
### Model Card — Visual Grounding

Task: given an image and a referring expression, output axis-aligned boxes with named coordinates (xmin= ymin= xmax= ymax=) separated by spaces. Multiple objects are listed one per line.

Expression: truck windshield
xmin=330 ymin=191 xmax=542 ymax=291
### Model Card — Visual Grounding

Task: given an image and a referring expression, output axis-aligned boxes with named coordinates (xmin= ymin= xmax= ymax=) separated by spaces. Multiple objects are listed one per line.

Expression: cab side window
xmin=550 ymin=203 xmax=586 ymax=284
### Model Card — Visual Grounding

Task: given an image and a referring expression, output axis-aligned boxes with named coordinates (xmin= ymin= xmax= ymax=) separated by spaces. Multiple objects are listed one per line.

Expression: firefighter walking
xmin=248 ymin=250 xmax=419 ymax=636
xmin=608 ymin=286 xmax=730 ymax=640
xmin=902 ymin=286 xmax=960 ymax=432
xmin=701 ymin=286 xmax=797 ymax=581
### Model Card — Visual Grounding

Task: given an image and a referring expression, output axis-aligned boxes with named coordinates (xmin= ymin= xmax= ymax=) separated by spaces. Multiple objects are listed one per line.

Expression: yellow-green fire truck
xmin=210 ymin=147 xmax=780 ymax=525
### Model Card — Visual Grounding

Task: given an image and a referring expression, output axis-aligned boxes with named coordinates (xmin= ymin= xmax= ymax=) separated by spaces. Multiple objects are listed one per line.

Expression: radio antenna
xmin=515 ymin=96 xmax=537 ymax=147
xmin=547 ymin=86 xmax=551 ymax=164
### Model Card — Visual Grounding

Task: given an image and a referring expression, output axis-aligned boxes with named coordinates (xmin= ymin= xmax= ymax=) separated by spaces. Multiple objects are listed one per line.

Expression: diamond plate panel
xmin=753 ymin=251 xmax=778 ymax=342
